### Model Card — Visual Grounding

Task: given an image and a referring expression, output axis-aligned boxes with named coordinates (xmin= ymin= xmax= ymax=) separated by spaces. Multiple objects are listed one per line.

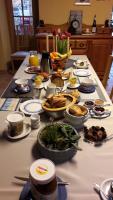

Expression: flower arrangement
xmin=50 ymin=29 xmax=72 ymax=71
xmin=52 ymin=29 xmax=71 ymax=54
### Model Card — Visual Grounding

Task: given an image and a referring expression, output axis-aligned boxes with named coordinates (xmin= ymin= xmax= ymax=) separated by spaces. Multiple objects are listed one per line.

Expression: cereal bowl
xmin=65 ymin=105 xmax=89 ymax=128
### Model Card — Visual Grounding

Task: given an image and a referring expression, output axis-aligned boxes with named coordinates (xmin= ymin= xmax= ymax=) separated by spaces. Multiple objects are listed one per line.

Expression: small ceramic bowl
xmin=93 ymin=106 xmax=105 ymax=116
xmin=84 ymin=100 xmax=95 ymax=109
xmin=94 ymin=99 xmax=104 ymax=106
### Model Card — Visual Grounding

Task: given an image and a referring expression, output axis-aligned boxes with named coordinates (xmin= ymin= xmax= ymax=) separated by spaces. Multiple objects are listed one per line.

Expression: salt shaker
xmin=31 ymin=114 xmax=40 ymax=129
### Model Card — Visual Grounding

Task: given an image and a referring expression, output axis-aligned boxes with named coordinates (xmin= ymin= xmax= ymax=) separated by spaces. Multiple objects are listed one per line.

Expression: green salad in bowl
xmin=37 ymin=123 xmax=81 ymax=163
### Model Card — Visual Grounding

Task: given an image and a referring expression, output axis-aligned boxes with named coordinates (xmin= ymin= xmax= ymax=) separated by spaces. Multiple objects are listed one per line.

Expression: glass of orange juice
xmin=29 ymin=51 xmax=39 ymax=66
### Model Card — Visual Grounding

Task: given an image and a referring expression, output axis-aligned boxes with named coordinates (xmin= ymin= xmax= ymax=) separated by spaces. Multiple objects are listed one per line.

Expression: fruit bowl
xmin=51 ymin=57 xmax=67 ymax=71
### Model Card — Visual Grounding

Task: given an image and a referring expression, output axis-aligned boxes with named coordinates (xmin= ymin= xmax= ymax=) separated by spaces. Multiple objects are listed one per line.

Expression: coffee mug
xmin=6 ymin=111 xmax=25 ymax=136
xmin=46 ymin=83 xmax=57 ymax=97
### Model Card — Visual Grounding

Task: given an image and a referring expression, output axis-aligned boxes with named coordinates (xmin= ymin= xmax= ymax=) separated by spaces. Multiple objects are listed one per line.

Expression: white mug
xmin=46 ymin=83 xmax=57 ymax=97
xmin=6 ymin=111 xmax=25 ymax=136
xmin=15 ymin=79 xmax=28 ymax=88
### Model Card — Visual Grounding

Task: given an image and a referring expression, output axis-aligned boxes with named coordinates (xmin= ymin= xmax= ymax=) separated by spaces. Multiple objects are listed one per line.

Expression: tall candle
xmin=67 ymin=37 xmax=70 ymax=52
xmin=46 ymin=34 xmax=49 ymax=52
xmin=53 ymin=35 xmax=55 ymax=52
xmin=55 ymin=35 xmax=57 ymax=52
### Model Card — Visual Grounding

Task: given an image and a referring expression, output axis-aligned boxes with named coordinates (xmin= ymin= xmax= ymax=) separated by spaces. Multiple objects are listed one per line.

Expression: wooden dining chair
xmin=110 ymin=87 xmax=113 ymax=102
xmin=102 ymin=55 xmax=113 ymax=88
xmin=11 ymin=24 xmax=34 ymax=73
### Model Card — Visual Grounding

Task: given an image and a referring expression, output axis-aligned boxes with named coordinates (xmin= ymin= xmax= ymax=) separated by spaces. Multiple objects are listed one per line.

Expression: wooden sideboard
xmin=36 ymin=33 xmax=113 ymax=79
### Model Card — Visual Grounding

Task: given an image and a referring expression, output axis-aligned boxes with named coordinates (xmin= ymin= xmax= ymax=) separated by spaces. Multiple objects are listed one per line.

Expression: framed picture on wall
xmin=75 ymin=0 xmax=91 ymax=5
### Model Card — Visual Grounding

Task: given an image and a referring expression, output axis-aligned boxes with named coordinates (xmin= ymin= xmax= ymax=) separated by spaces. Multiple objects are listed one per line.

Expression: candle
xmin=53 ymin=35 xmax=55 ymax=52
xmin=55 ymin=35 xmax=57 ymax=52
xmin=46 ymin=34 xmax=49 ymax=52
xmin=67 ymin=37 xmax=70 ymax=52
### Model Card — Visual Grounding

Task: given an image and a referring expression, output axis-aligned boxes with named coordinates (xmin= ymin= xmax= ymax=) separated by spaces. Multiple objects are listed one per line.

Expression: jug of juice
xmin=29 ymin=51 xmax=39 ymax=66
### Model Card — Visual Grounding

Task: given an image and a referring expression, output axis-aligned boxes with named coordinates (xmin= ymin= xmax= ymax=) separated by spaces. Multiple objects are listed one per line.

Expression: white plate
xmin=73 ymin=61 xmax=89 ymax=69
xmin=6 ymin=123 xmax=31 ymax=140
xmin=24 ymin=67 xmax=40 ymax=74
xmin=67 ymin=83 xmax=80 ymax=89
xmin=74 ymin=69 xmax=91 ymax=77
xmin=20 ymin=99 xmax=43 ymax=115
xmin=100 ymin=178 xmax=113 ymax=200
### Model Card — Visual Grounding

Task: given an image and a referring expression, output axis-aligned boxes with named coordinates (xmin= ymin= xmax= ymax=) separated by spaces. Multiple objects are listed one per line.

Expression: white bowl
xmin=65 ymin=105 xmax=89 ymax=128
xmin=15 ymin=79 xmax=28 ymax=86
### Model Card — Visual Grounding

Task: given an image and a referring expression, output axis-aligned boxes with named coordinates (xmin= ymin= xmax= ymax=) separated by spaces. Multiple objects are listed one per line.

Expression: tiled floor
xmin=0 ymin=64 xmax=113 ymax=97
xmin=0 ymin=71 xmax=13 ymax=96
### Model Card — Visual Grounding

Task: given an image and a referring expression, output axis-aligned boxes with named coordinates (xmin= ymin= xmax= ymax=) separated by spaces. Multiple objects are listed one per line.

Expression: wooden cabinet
xmin=36 ymin=33 xmax=113 ymax=79
xmin=87 ymin=39 xmax=112 ymax=79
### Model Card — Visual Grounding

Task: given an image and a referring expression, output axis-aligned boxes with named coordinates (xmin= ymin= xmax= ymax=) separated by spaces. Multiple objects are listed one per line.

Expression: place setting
xmin=5 ymin=111 xmax=31 ymax=141
xmin=73 ymin=59 xmax=89 ymax=69
xmin=14 ymin=159 xmax=68 ymax=200
xmin=84 ymin=99 xmax=111 ymax=119
xmin=1 ymin=78 xmax=33 ymax=98
xmin=94 ymin=178 xmax=113 ymax=200
xmin=73 ymin=69 xmax=91 ymax=77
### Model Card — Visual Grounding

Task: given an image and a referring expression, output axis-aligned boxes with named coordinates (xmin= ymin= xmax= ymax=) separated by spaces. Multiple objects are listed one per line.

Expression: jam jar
xmin=29 ymin=159 xmax=57 ymax=200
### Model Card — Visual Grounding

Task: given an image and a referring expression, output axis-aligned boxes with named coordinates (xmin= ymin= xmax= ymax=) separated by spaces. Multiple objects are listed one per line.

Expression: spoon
xmin=94 ymin=183 xmax=113 ymax=200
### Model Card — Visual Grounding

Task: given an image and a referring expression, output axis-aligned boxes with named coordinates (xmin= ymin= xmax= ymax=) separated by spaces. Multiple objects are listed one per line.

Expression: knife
xmin=14 ymin=176 xmax=69 ymax=185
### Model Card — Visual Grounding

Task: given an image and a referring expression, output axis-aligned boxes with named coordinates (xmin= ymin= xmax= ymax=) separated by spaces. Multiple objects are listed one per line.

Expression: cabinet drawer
xmin=75 ymin=40 xmax=88 ymax=49
xmin=70 ymin=40 xmax=75 ymax=49
xmin=70 ymin=39 xmax=88 ymax=49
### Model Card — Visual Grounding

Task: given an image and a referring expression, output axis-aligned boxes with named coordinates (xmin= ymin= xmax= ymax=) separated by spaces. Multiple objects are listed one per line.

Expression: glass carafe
xmin=40 ymin=52 xmax=51 ymax=73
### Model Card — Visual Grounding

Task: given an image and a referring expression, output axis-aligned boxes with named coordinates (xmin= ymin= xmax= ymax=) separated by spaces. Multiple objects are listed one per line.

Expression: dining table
xmin=0 ymin=54 xmax=113 ymax=200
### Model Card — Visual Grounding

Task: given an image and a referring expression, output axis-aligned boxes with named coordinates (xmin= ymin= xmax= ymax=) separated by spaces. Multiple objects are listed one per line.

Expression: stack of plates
xmin=78 ymin=85 xmax=95 ymax=93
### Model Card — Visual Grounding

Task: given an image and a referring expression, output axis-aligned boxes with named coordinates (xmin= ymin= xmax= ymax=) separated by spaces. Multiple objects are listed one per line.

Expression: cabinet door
xmin=70 ymin=39 xmax=88 ymax=55
xmin=88 ymin=39 xmax=112 ymax=78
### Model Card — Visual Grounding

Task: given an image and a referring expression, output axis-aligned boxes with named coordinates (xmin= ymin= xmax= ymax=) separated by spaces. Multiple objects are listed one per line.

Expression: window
xmin=12 ymin=0 xmax=33 ymax=35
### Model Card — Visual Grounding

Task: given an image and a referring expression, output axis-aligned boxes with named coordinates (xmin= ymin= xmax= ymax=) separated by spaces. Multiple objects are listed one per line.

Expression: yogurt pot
xmin=29 ymin=159 xmax=57 ymax=200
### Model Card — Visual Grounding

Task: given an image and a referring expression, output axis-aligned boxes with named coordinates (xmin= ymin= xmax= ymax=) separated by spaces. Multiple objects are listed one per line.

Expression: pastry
xmin=45 ymin=94 xmax=67 ymax=108
xmin=69 ymin=105 xmax=87 ymax=116
xmin=70 ymin=90 xmax=80 ymax=98
xmin=84 ymin=126 xmax=107 ymax=142
xmin=51 ymin=73 xmax=64 ymax=87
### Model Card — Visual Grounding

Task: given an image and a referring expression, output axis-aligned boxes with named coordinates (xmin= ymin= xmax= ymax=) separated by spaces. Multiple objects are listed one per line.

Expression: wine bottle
xmin=92 ymin=15 xmax=96 ymax=33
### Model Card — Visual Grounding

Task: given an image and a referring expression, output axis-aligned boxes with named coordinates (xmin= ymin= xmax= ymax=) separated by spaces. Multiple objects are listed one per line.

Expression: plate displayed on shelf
xmin=6 ymin=123 xmax=31 ymax=140
xmin=100 ymin=178 xmax=113 ymax=200
xmin=20 ymin=99 xmax=43 ymax=115
xmin=74 ymin=69 xmax=91 ymax=77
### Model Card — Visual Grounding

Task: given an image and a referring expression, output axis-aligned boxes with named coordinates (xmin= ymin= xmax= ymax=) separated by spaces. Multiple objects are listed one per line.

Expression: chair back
xmin=15 ymin=24 xmax=34 ymax=51
xmin=102 ymin=55 xmax=113 ymax=88
xmin=110 ymin=87 xmax=113 ymax=102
